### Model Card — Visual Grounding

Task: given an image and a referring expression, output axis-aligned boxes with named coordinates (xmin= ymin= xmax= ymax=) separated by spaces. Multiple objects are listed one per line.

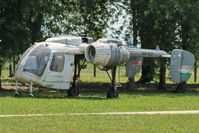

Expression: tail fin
xmin=170 ymin=49 xmax=195 ymax=83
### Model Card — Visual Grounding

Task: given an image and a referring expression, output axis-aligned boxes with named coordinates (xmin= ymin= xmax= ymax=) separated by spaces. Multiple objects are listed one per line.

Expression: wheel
xmin=29 ymin=94 xmax=35 ymax=97
xmin=15 ymin=92 xmax=21 ymax=97
xmin=68 ymin=87 xmax=79 ymax=96
xmin=106 ymin=90 xmax=118 ymax=99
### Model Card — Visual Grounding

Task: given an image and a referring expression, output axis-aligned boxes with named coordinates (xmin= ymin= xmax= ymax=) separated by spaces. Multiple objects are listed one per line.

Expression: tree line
xmin=0 ymin=0 xmax=198 ymax=89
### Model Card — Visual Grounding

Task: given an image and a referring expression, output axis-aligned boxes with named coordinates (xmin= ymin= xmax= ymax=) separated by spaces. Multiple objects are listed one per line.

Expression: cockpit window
xmin=16 ymin=44 xmax=38 ymax=71
xmin=23 ymin=56 xmax=38 ymax=74
xmin=50 ymin=54 xmax=65 ymax=72
xmin=23 ymin=44 xmax=50 ymax=77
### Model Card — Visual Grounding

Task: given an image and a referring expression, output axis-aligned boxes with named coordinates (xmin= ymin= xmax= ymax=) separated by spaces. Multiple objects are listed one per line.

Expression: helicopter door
xmin=43 ymin=53 xmax=74 ymax=89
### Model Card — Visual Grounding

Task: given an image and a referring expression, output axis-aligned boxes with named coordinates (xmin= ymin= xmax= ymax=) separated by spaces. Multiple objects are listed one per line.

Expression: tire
xmin=15 ymin=92 xmax=21 ymax=97
xmin=68 ymin=88 xmax=79 ymax=96
xmin=106 ymin=90 xmax=118 ymax=99
xmin=29 ymin=94 xmax=35 ymax=97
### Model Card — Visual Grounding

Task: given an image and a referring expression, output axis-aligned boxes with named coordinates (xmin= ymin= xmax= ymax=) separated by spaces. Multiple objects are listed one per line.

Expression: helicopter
xmin=14 ymin=35 xmax=195 ymax=98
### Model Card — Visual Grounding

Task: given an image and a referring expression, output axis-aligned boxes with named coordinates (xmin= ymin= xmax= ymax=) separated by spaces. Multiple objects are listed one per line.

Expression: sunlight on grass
xmin=0 ymin=63 xmax=199 ymax=133
xmin=1 ymin=91 xmax=199 ymax=115
xmin=0 ymin=115 xmax=199 ymax=133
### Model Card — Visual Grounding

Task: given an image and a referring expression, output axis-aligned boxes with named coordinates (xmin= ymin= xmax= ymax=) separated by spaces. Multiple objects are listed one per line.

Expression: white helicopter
xmin=14 ymin=35 xmax=195 ymax=98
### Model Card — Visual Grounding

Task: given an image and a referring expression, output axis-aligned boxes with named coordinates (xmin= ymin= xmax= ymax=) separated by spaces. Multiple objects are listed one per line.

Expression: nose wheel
xmin=15 ymin=81 xmax=21 ymax=97
xmin=29 ymin=93 xmax=35 ymax=97
xmin=15 ymin=91 xmax=21 ymax=97
xmin=14 ymin=81 xmax=35 ymax=97
xmin=28 ymin=82 xmax=35 ymax=97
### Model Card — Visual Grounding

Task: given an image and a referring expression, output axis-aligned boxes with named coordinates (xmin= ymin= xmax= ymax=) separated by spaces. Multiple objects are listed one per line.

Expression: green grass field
xmin=1 ymin=91 xmax=199 ymax=115
xmin=1 ymin=114 xmax=199 ymax=133
xmin=1 ymin=63 xmax=199 ymax=133
xmin=1 ymin=91 xmax=199 ymax=133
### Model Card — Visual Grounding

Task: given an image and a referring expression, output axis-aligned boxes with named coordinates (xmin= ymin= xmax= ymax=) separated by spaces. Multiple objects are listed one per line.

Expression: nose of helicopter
xmin=15 ymin=42 xmax=51 ymax=84
xmin=15 ymin=63 xmax=32 ymax=83
xmin=14 ymin=54 xmax=38 ymax=84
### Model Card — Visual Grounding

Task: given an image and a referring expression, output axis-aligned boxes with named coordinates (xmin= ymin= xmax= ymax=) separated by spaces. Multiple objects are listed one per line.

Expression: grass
xmin=1 ymin=91 xmax=199 ymax=133
xmin=1 ymin=91 xmax=199 ymax=115
xmin=0 ymin=63 xmax=199 ymax=133
xmin=0 ymin=115 xmax=199 ymax=133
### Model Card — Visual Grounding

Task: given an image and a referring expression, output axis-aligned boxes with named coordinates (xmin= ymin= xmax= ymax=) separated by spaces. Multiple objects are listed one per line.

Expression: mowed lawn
xmin=1 ymin=90 xmax=199 ymax=133
xmin=1 ymin=64 xmax=199 ymax=132
xmin=1 ymin=114 xmax=199 ymax=133
xmin=1 ymin=91 xmax=199 ymax=114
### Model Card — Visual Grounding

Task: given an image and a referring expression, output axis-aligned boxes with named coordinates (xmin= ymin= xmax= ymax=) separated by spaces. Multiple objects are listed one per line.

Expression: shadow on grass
xmin=0 ymin=82 xmax=199 ymax=99
xmin=0 ymin=89 xmax=106 ymax=100
xmin=1 ymin=89 xmax=199 ymax=101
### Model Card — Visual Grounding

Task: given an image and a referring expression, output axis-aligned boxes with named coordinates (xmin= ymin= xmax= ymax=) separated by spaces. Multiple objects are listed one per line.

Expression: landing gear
xmin=15 ymin=81 xmax=21 ymax=97
xmin=107 ymin=89 xmax=118 ymax=98
xmin=15 ymin=91 xmax=21 ymax=97
xmin=29 ymin=82 xmax=35 ymax=97
xmin=29 ymin=93 xmax=35 ymax=97
xmin=68 ymin=86 xmax=79 ymax=96
xmin=68 ymin=56 xmax=84 ymax=97
xmin=106 ymin=67 xmax=119 ymax=99
xmin=14 ymin=81 xmax=35 ymax=97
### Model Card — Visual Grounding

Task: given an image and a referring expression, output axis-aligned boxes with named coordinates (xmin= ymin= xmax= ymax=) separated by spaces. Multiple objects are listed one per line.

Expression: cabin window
xmin=50 ymin=54 xmax=65 ymax=72
xmin=23 ymin=44 xmax=50 ymax=77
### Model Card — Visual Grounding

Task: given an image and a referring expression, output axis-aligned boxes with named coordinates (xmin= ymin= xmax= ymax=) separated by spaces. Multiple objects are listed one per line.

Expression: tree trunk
xmin=181 ymin=22 xmax=189 ymax=50
xmin=158 ymin=59 xmax=166 ymax=90
xmin=13 ymin=56 xmax=16 ymax=73
xmin=0 ymin=62 xmax=2 ymax=89
xmin=138 ymin=59 xmax=155 ymax=83
xmin=93 ymin=65 xmax=96 ymax=77
xmin=9 ymin=63 xmax=13 ymax=77
xmin=176 ymin=82 xmax=186 ymax=92
xmin=127 ymin=77 xmax=134 ymax=91
xmin=194 ymin=61 xmax=197 ymax=82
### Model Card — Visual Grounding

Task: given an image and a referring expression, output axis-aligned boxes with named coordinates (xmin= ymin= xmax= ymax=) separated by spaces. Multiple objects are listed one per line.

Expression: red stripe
xmin=133 ymin=61 xmax=142 ymax=65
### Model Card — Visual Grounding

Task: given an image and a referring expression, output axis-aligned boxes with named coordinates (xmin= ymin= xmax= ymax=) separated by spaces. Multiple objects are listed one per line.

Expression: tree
xmin=0 ymin=0 xmax=31 ymax=88
xmin=0 ymin=0 xmax=114 ymax=88
xmin=109 ymin=0 xmax=199 ymax=89
xmin=147 ymin=0 xmax=179 ymax=89
xmin=175 ymin=0 xmax=199 ymax=91
xmin=0 ymin=0 xmax=66 ymax=88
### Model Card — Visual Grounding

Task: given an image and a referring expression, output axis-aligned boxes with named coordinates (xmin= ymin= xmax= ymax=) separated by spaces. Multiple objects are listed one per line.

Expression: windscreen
xmin=23 ymin=44 xmax=50 ymax=77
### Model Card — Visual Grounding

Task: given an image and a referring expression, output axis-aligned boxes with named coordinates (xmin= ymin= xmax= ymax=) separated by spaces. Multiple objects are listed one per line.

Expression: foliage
xmin=60 ymin=0 xmax=113 ymax=40
xmin=109 ymin=0 xmax=199 ymax=84
xmin=0 ymin=0 xmax=30 ymax=57
xmin=176 ymin=0 xmax=199 ymax=58
xmin=0 ymin=0 xmax=198 ymax=88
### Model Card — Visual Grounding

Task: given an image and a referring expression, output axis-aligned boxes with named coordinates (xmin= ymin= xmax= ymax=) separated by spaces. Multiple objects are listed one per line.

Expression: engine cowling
xmin=85 ymin=42 xmax=130 ymax=70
